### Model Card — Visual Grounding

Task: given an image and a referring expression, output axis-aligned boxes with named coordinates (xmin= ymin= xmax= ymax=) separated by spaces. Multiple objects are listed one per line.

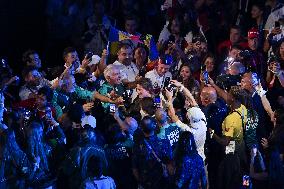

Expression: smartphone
xmin=166 ymin=84 xmax=175 ymax=91
xmin=85 ymin=51 xmax=93 ymax=60
xmin=154 ymin=96 xmax=161 ymax=107
xmin=164 ymin=77 xmax=171 ymax=88
xmin=242 ymin=175 xmax=250 ymax=187
xmin=275 ymin=21 xmax=280 ymax=28
xmin=202 ymin=71 xmax=209 ymax=84
xmin=109 ymin=104 xmax=116 ymax=113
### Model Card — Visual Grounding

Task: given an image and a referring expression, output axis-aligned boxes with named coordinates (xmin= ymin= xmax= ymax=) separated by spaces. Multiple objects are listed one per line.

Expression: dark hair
xmin=230 ymin=25 xmax=241 ymax=32
xmin=38 ymin=86 xmax=53 ymax=102
xmin=140 ymin=116 xmax=157 ymax=134
xmin=67 ymin=103 xmax=85 ymax=124
xmin=106 ymin=123 xmax=126 ymax=144
xmin=21 ymin=66 xmax=38 ymax=78
xmin=174 ymin=131 xmax=197 ymax=161
xmin=136 ymin=77 xmax=153 ymax=94
xmin=79 ymin=125 xmax=97 ymax=144
xmin=229 ymin=86 xmax=246 ymax=103
xmin=140 ymin=97 xmax=155 ymax=116
xmin=124 ymin=14 xmax=139 ymax=24
xmin=87 ymin=155 xmax=103 ymax=178
xmin=178 ymin=64 xmax=197 ymax=89
xmin=22 ymin=49 xmax=37 ymax=64
xmin=118 ymin=43 xmax=133 ymax=52
xmin=202 ymin=53 xmax=215 ymax=65
xmin=252 ymin=2 xmax=265 ymax=12
xmin=167 ymin=15 xmax=187 ymax=37
xmin=62 ymin=47 xmax=76 ymax=60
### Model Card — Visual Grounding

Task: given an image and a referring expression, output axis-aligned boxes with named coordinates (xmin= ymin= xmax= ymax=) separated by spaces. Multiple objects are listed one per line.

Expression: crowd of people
xmin=1 ymin=0 xmax=284 ymax=189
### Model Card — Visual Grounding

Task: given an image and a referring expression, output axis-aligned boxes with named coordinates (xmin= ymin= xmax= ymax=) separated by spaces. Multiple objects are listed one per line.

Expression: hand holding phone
xmin=109 ymin=104 xmax=116 ymax=113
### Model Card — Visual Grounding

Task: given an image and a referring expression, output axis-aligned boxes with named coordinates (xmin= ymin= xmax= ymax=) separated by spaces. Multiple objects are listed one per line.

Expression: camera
xmin=164 ymin=77 xmax=171 ymax=89
xmin=85 ymin=52 xmax=93 ymax=60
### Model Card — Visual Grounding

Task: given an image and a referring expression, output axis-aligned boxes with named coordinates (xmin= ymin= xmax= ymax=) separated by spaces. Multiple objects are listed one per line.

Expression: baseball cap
xmin=248 ymin=28 xmax=259 ymax=39
xmin=186 ymin=107 xmax=206 ymax=124
xmin=81 ymin=115 xmax=96 ymax=128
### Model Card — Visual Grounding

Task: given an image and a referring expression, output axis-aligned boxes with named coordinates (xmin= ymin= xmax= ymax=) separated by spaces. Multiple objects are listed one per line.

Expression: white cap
xmin=81 ymin=115 xmax=96 ymax=128
xmin=186 ymin=107 xmax=206 ymax=124
xmin=89 ymin=55 xmax=101 ymax=66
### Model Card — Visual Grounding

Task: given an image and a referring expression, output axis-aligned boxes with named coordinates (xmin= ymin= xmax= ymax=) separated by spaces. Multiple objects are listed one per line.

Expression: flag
xmin=147 ymin=35 xmax=159 ymax=61
xmin=108 ymin=27 xmax=142 ymax=43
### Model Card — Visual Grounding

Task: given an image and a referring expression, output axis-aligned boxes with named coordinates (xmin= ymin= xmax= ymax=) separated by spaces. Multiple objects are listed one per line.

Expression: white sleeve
xmin=158 ymin=22 xmax=170 ymax=43
xmin=145 ymin=72 xmax=151 ymax=79
xmin=265 ymin=13 xmax=276 ymax=30
xmin=175 ymin=120 xmax=193 ymax=132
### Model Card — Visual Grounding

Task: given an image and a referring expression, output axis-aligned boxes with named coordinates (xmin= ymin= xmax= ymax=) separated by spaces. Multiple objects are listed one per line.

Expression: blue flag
xmin=148 ymin=36 xmax=159 ymax=61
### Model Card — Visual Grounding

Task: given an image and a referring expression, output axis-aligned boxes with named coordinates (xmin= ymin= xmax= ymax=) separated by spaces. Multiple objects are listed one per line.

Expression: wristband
xmin=210 ymin=129 xmax=214 ymax=139
xmin=256 ymin=86 xmax=267 ymax=97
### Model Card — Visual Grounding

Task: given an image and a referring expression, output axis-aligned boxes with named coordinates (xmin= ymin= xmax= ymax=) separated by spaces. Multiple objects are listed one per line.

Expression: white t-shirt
xmin=265 ymin=4 xmax=284 ymax=30
xmin=175 ymin=119 xmax=207 ymax=161
xmin=113 ymin=61 xmax=138 ymax=82
xmin=81 ymin=176 xmax=116 ymax=189
xmin=145 ymin=69 xmax=172 ymax=89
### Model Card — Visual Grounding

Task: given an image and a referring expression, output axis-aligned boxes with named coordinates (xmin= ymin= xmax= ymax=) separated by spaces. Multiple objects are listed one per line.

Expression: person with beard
xmin=113 ymin=44 xmax=139 ymax=88
xmin=19 ymin=66 xmax=51 ymax=100
xmin=215 ymin=61 xmax=245 ymax=91
xmin=200 ymin=86 xmax=228 ymax=189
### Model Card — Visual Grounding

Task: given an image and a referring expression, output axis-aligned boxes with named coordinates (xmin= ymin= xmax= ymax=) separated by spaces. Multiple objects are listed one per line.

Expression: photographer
xmin=215 ymin=61 xmax=244 ymax=91
xmin=266 ymin=44 xmax=284 ymax=88
xmin=127 ymin=77 xmax=153 ymax=119
xmin=244 ymin=28 xmax=266 ymax=77
xmin=83 ymin=0 xmax=111 ymax=55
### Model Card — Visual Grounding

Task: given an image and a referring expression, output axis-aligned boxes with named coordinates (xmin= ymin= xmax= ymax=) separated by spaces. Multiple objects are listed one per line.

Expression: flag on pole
xmin=108 ymin=27 xmax=143 ymax=43
xmin=146 ymin=34 xmax=159 ymax=61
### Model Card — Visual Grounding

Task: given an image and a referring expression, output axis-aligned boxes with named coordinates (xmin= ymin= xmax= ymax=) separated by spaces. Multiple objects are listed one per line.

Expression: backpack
xmin=233 ymin=109 xmax=259 ymax=149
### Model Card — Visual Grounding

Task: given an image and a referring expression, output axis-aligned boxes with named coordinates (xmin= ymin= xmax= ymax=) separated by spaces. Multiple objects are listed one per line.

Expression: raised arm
xmin=208 ymin=77 xmax=233 ymax=105
xmin=255 ymin=83 xmax=274 ymax=119
xmin=170 ymin=80 xmax=198 ymax=107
